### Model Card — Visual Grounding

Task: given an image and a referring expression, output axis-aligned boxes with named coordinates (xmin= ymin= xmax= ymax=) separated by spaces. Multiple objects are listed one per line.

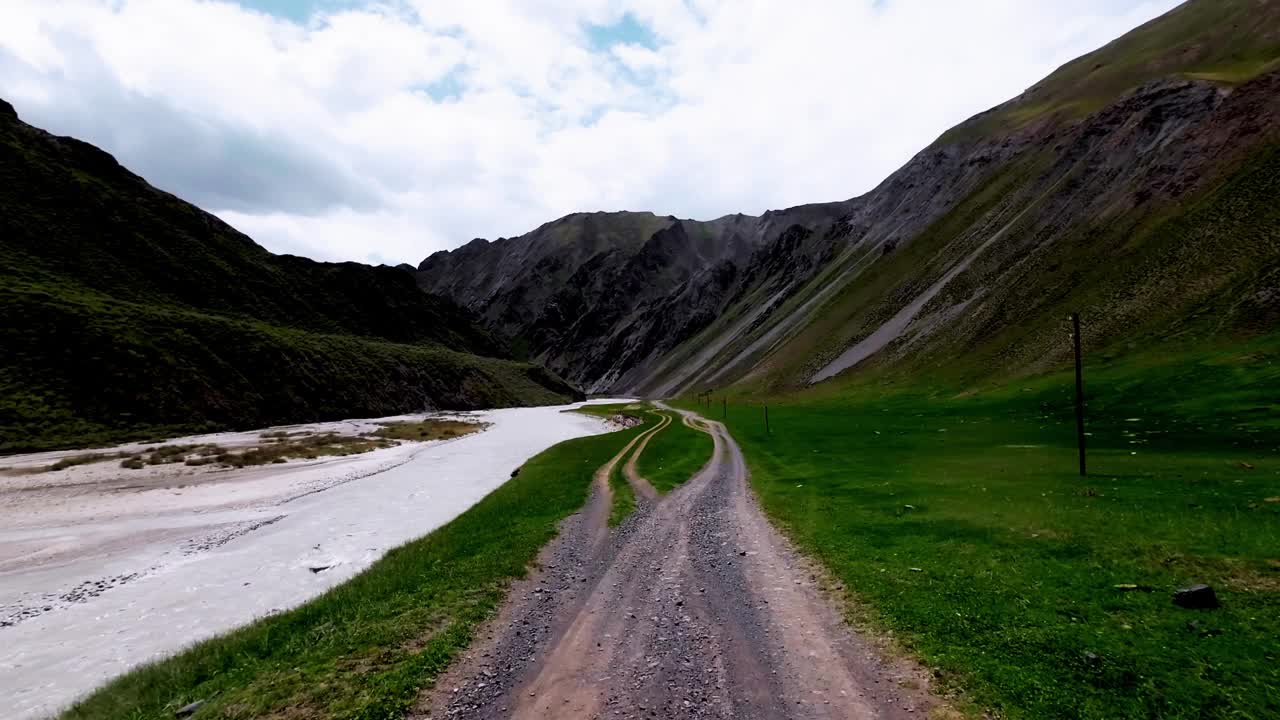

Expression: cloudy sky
xmin=0 ymin=0 xmax=1181 ymax=265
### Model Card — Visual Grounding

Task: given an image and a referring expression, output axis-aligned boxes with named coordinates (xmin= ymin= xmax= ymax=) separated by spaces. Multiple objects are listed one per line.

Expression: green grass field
xmin=682 ymin=339 xmax=1279 ymax=719
xmin=636 ymin=411 xmax=714 ymax=493
xmin=59 ymin=423 xmax=649 ymax=720
xmin=609 ymin=447 xmax=637 ymax=527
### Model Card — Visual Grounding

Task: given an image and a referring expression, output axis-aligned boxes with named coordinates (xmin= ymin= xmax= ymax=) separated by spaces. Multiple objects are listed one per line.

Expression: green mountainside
xmin=944 ymin=0 xmax=1280 ymax=142
xmin=0 ymin=99 xmax=578 ymax=452
xmin=420 ymin=0 xmax=1280 ymax=398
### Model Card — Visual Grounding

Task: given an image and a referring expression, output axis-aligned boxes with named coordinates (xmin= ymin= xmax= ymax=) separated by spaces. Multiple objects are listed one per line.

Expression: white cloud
xmin=0 ymin=0 xmax=1182 ymax=264
xmin=611 ymin=43 xmax=664 ymax=73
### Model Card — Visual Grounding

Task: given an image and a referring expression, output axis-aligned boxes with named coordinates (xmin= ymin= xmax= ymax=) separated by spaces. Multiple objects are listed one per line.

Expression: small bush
xmin=49 ymin=453 xmax=114 ymax=471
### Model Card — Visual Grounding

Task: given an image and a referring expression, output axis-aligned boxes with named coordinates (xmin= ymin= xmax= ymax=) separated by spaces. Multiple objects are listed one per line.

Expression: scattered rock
xmin=1173 ymin=584 xmax=1219 ymax=609
xmin=175 ymin=700 xmax=205 ymax=717
xmin=511 ymin=467 xmax=521 ymax=478
xmin=309 ymin=565 xmax=332 ymax=574
xmin=1238 ymin=462 xmax=1254 ymax=471
xmin=1186 ymin=620 xmax=1223 ymax=638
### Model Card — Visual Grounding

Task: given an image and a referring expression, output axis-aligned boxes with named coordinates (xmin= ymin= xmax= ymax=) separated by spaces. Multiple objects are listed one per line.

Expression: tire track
xmin=419 ymin=406 xmax=952 ymax=719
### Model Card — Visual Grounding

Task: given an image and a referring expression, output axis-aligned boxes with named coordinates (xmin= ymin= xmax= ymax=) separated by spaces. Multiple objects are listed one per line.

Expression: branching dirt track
xmin=416 ymin=407 xmax=950 ymax=719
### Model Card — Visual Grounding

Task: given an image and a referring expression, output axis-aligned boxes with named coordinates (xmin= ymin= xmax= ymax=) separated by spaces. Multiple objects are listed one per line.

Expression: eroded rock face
xmin=418 ymin=212 xmax=772 ymax=392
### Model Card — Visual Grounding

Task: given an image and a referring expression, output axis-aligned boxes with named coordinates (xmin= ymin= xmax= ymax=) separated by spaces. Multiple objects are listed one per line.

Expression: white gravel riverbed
xmin=0 ymin=400 xmax=628 ymax=720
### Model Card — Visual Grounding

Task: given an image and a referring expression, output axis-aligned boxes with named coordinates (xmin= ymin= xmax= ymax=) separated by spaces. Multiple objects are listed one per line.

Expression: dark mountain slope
xmin=417 ymin=210 xmax=765 ymax=389
xmin=417 ymin=0 xmax=1280 ymax=396
xmin=1 ymin=99 xmax=499 ymax=352
xmin=0 ymin=99 xmax=578 ymax=452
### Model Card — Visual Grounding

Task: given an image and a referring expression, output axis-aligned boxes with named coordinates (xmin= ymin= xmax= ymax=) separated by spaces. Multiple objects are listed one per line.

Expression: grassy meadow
xmin=637 ymin=411 xmax=715 ymax=493
xmin=609 ymin=448 xmax=638 ymax=527
xmin=681 ymin=338 xmax=1279 ymax=719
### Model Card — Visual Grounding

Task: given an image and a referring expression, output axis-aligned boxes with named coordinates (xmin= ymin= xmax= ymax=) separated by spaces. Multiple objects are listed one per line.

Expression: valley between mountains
xmin=2 ymin=0 xmax=1278 ymax=719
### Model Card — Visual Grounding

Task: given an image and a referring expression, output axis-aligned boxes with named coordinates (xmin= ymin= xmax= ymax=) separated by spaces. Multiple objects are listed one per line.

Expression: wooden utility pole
xmin=1073 ymin=312 xmax=1087 ymax=477
xmin=764 ymin=404 xmax=770 ymax=435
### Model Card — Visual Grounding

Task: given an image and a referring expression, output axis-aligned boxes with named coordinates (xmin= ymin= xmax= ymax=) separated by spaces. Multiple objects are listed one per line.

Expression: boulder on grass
xmin=1173 ymin=584 xmax=1219 ymax=610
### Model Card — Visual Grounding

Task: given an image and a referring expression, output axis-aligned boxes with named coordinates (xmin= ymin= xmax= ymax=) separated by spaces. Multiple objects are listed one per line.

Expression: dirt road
xmin=419 ymin=407 xmax=948 ymax=719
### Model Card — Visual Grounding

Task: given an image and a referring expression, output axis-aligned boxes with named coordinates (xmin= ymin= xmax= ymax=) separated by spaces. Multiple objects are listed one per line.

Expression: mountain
xmin=418 ymin=0 xmax=1280 ymax=396
xmin=418 ymin=211 xmax=764 ymax=389
xmin=0 ymin=99 xmax=579 ymax=452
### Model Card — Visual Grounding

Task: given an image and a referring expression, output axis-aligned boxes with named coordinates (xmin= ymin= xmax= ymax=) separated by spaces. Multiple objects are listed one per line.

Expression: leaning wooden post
xmin=764 ymin=404 xmax=770 ymax=435
xmin=1073 ymin=312 xmax=1087 ymax=477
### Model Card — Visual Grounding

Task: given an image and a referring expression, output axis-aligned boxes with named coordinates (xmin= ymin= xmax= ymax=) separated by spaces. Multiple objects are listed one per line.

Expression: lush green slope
xmin=681 ymin=339 xmax=1280 ymax=719
xmin=58 ymin=422 xmax=650 ymax=720
xmin=0 ymin=281 xmax=576 ymax=452
xmin=740 ymin=136 xmax=1280 ymax=394
xmin=649 ymin=52 xmax=1280 ymax=396
xmin=0 ymin=99 xmax=578 ymax=451
xmin=944 ymin=0 xmax=1280 ymax=142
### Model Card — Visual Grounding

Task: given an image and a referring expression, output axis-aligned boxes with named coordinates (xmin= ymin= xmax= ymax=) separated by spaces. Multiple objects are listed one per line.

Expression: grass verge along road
xmin=636 ymin=411 xmax=715 ymax=493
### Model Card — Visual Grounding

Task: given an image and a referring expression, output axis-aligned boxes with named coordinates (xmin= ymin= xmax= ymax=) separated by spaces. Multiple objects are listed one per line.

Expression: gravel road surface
xmin=419 ymin=406 xmax=949 ymax=719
